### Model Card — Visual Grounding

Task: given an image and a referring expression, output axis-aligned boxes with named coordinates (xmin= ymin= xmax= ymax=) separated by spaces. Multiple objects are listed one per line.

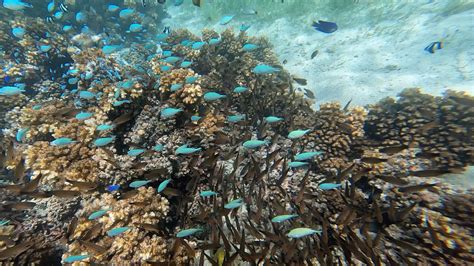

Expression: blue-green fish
xmin=32 ymin=104 xmax=42 ymax=110
xmin=209 ymin=38 xmax=220 ymax=45
xmin=96 ymin=124 xmax=114 ymax=131
xmin=113 ymin=100 xmax=131 ymax=106
xmin=51 ymin=137 xmax=76 ymax=146
xmin=3 ymin=0 xmax=32 ymax=11
xmin=75 ymin=12 xmax=86 ymax=23
xmin=243 ymin=43 xmax=259 ymax=51
xmin=180 ymin=61 xmax=192 ymax=68
xmin=64 ymin=255 xmax=90 ymax=263
xmin=75 ymin=112 xmax=93 ymax=120
xmin=265 ymin=116 xmax=283 ymax=123
xmin=295 ymin=151 xmax=323 ymax=161
xmin=128 ymin=149 xmax=146 ymax=156
xmin=120 ymin=80 xmax=134 ymax=89
xmin=62 ymin=25 xmax=73 ymax=32
xmin=102 ymin=45 xmax=122 ymax=55
xmin=129 ymin=23 xmax=143 ymax=32
xmin=170 ymin=84 xmax=182 ymax=92
xmin=191 ymin=115 xmax=201 ymax=121
xmin=288 ymin=161 xmax=309 ymax=168
xmin=107 ymin=226 xmax=130 ymax=237
xmin=157 ymin=179 xmax=171 ymax=193
xmin=107 ymin=4 xmax=119 ymax=12
xmin=164 ymin=56 xmax=180 ymax=64
xmin=0 ymin=220 xmax=10 ymax=226
xmin=47 ymin=0 xmax=55 ymax=12
xmin=243 ymin=139 xmax=268 ymax=149
xmin=12 ymin=27 xmax=25 ymax=38
xmin=233 ymin=86 xmax=248 ymax=93
xmin=288 ymin=129 xmax=311 ymax=139
xmin=68 ymin=77 xmax=78 ymax=84
xmin=0 ymin=86 xmax=25 ymax=96
xmin=240 ymin=24 xmax=251 ymax=32
xmin=88 ymin=209 xmax=109 ymax=220
xmin=192 ymin=41 xmax=206 ymax=50
xmin=271 ymin=214 xmax=298 ymax=223
xmin=156 ymin=33 xmax=168 ymax=41
xmin=227 ymin=114 xmax=245 ymax=123
xmin=53 ymin=11 xmax=63 ymax=19
xmin=119 ymin=8 xmax=134 ymax=19
xmin=129 ymin=180 xmax=151 ymax=188
xmin=79 ymin=91 xmax=96 ymax=99
xmin=200 ymin=190 xmax=217 ymax=197
xmin=153 ymin=144 xmax=164 ymax=152
xmin=319 ymin=183 xmax=342 ymax=190
xmin=176 ymin=228 xmax=202 ymax=238
xmin=224 ymin=198 xmax=244 ymax=209
xmin=161 ymin=107 xmax=182 ymax=118
xmin=93 ymin=136 xmax=115 ymax=147
xmin=220 ymin=15 xmax=234 ymax=25
xmin=185 ymin=76 xmax=198 ymax=84
xmin=176 ymin=144 xmax=201 ymax=155
xmin=252 ymin=64 xmax=280 ymax=74
xmin=16 ymin=128 xmax=29 ymax=142
xmin=160 ymin=65 xmax=171 ymax=72
xmin=287 ymin=228 xmax=321 ymax=238
xmin=203 ymin=92 xmax=226 ymax=101
xmin=40 ymin=45 xmax=52 ymax=52
xmin=162 ymin=50 xmax=172 ymax=57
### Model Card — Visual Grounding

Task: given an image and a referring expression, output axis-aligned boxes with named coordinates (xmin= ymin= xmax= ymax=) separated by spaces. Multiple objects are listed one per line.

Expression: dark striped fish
xmin=59 ymin=3 xmax=68 ymax=12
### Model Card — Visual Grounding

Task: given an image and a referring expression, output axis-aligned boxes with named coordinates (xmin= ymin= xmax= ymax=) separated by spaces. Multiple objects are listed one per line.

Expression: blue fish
xmin=227 ymin=114 xmax=245 ymax=123
xmin=287 ymin=228 xmax=321 ymax=238
xmin=107 ymin=4 xmax=120 ymax=12
xmin=157 ymin=179 xmax=171 ymax=193
xmin=129 ymin=180 xmax=151 ymax=188
xmin=243 ymin=43 xmax=259 ymax=51
xmin=129 ymin=23 xmax=143 ymax=32
xmin=295 ymin=151 xmax=324 ymax=161
xmin=220 ymin=15 xmax=234 ymax=25
xmin=192 ymin=41 xmax=206 ymax=50
xmin=102 ymin=45 xmax=122 ymax=55
xmin=176 ymin=144 xmax=201 ymax=155
xmin=88 ymin=209 xmax=109 ymax=220
xmin=243 ymin=139 xmax=268 ymax=149
xmin=240 ymin=24 xmax=251 ymax=32
xmin=312 ymin=20 xmax=338 ymax=33
xmin=3 ymin=0 xmax=32 ymax=11
xmin=170 ymin=84 xmax=182 ymax=92
xmin=265 ymin=116 xmax=283 ymax=123
xmin=68 ymin=77 xmax=78 ymax=85
xmin=64 ymin=255 xmax=90 ymax=263
xmin=113 ymin=100 xmax=131 ymax=106
xmin=62 ymin=25 xmax=73 ymax=32
xmin=161 ymin=107 xmax=182 ymax=118
xmin=160 ymin=65 xmax=171 ymax=72
xmin=288 ymin=161 xmax=309 ymax=168
xmin=50 ymin=137 xmax=76 ymax=146
xmin=120 ymin=80 xmax=134 ymax=89
xmin=319 ymin=183 xmax=342 ymax=190
xmin=75 ymin=112 xmax=93 ymax=120
xmin=75 ymin=12 xmax=86 ymax=23
xmin=47 ymin=0 xmax=55 ymax=12
xmin=180 ymin=61 xmax=192 ymax=68
xmin=0 ymin=86 xmax=25 ymax=96
xmin=176 ymin=228 xmax=202 ymax=238
xmin=252 ymin=64 xmax=280 ymax=74
xmin=164 ymin=56 xmax=181 ymax=64
xmin=0 ymin=220 xmax=10 ymax=226
xmin=191 ymin=115 xmax=201 ymax=121
xmin=233 ymin=86 xmax=248 ymax=93
xmin=162 ymin=50 xmax=173 ymax=57
xmin=107 ymin=184 xmax=120 ymax=192
xmin=12 ymin=27 xmax=25 ymax=38
xmin=40 ymin=45 xmax=52 ymax=52
xmin=53 ymin=11 xmax=63 ymax=19
xmin=224 ymin=198 xmax=243 ymax=209
xmin=107 ymin=227 xmax=130 ymax=237
xmin=84 ymin=72 xmax=93 ymax=80
xmin=79 ymin=91 xmax=96 ymax=100
xmin=185 ymin=76 xmax=198 ymax=84
xmin=203 ymin=92 xmax=226 ymax=101
xmin=119 ymin=8 xmax=134 ymax=19
xmin=209 ymin=38 xmax=220 ymax=45
xmin=152 ymin=144 xmax=164 ymax=152
xmin=93 ymin=136 xmax=115 ymax=147
xmin=16 ymin=128 xmax=29 ymax=142
xmin=288 ymin=129 xmax=311 ymax=139
xmin=271 ymin=214 xmax=298 ymax=223
xmin=128 ymin=149 xmax=146 ymax=156
xmin=200 ymin=190 xmax=217 ymax=197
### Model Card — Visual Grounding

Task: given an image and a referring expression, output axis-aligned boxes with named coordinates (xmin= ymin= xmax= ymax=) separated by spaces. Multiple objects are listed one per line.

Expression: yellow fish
xmin=214 ymin=247 xmax=225 ymax=266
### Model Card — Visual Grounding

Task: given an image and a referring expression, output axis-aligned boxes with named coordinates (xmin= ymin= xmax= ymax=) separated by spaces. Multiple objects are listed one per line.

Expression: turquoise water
xmin=0 ymin=0 xmax=473 ymax=265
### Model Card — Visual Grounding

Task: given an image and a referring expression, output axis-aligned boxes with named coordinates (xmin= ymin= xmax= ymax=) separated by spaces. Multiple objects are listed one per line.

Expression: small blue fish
xmin=288 ymin=161 xmax=309 ymax=168
xmin=0 ymin=86 xmax=25 ymax=96
xmin=227 ymin=114 xmax=245 ymax=123
xmin=0 ymin=220 xmax=10 ymax=226
xmin=107 ymin=4 xmax=119 ymax=12
xmin=164 ymin=56 xmax=181 ymax=64
xmin=47 ymin=0 xmax=55 ymax=12
xmin=40 ymin=45 xmax=52 ymax=53
xmin=12 ymin=27 xmax=25 ymax=38
xmin=288 ymin=129 xmax=311 ymax=139
xmin=79 ymin=91 xmax=96 ymax=100
xmin=84 ymin=72 xmax=93 ymax=80
xmin=243 ymin=139 xmax=268 ymax=149
xmin=88 ymin=209 xmax=109 ymax=220
xmin=185 ymin=76 xmax=198 ymax=84
xmin=312 ymin=20 xmax=338 ymax=34
xmin=265 ymin=116 xmax=283 ymax=123
xmin=129 ymin=23 xmax=143 ymax=32
xmin=120 ymin=80 xmax=133 ymax=89
xmin=200 ymin=190 xmax=217 ymax=197
xmin=203 ymin=92 xmax=226 ymax=101
xmin=64 ymin=255 xmax=90 ymax=263
xmin=153 ymin=144 xmax=164 ymax=152
xmin=192 ymin=41 xmax=206 ymax=50
xmin=243 ymin=43 xmax=259 ymax=51
xmin=191 ymin=115 xmax=201 ymax=121
xmin=176 ymin=144 xmax=201 ymax=155
xmin=113 ymin=100 xmax=131 ymax=106
xmin=107 ymin=184 xmax=120 ymax=192
xmin=102 ymin=45 xmax=122 ymax=55
xmin=162 ymin=50 xmax=173 ymax=57
xmin=240 ymin=24 xmax=251 ymax=32
xmin=16 ymin=128 xmax=29 ymax=142
xmin=75 ymin=12 xmax=86 ymax=23
xmin=224 ymin=198 xmax=243 ymax=209
xmin=62 ymin=25 xmax=73 ymax=32
xmin=129 ymin=180 xmax=151 ymax=188
xmin=93 ymin=136 xmax=115 ymax=147
xmin=233 ymin=86 xmax=248 ymax=93
xmin=220 ymin=15 xmax=234 ymax=25
xmin=50 ymin=137 xmax=76 ymax=146
xmin=119 ymin=8 xmax=134 ymax=19
xmin=170 ymin=84 xmax=182 ymax=92
xmin=271 ymin=214 xmax=298 ymax=223
xmin=53 ymin=11 xmax=63 ymax=19
xmin=319 ymin=183 xmax=342 ymax=190
xmin=180 ymin=61 xmax=192 ymax=68
xmin=68 ymin=77 xmax=78 ymax=85
xmin=3 ymin=0 xmax=32 ymax=11
xmin=161 ymin=107 xmax=182 ymax=118
xmin=160 ymin=65 xmax=172 ymax=72
xmin=209 ymin=38 xmax=220 ymax=45
xmin=107 ymin=227 xmax=130 ymax=237
xmin=295 ymin=151 xmax=324 ymax=161
xmin=287 ymin=228 xmax=321 ymax=238
xmin=75 ymin=112 xmax=93 ymax=120
xmin=176 ymin=228 xmax=202 ymax=238
xmin=252 ymin=64 xmax=280 ymax=74
xmin=157 ymin=179 xmax=171 ymax=193
xmin=128 ymin=149 xmax=146 ymax=156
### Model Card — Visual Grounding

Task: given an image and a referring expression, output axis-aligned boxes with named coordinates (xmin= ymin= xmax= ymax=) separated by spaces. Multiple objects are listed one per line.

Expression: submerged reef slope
xmin=0 ymin=12 xmax=473 ymax=266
